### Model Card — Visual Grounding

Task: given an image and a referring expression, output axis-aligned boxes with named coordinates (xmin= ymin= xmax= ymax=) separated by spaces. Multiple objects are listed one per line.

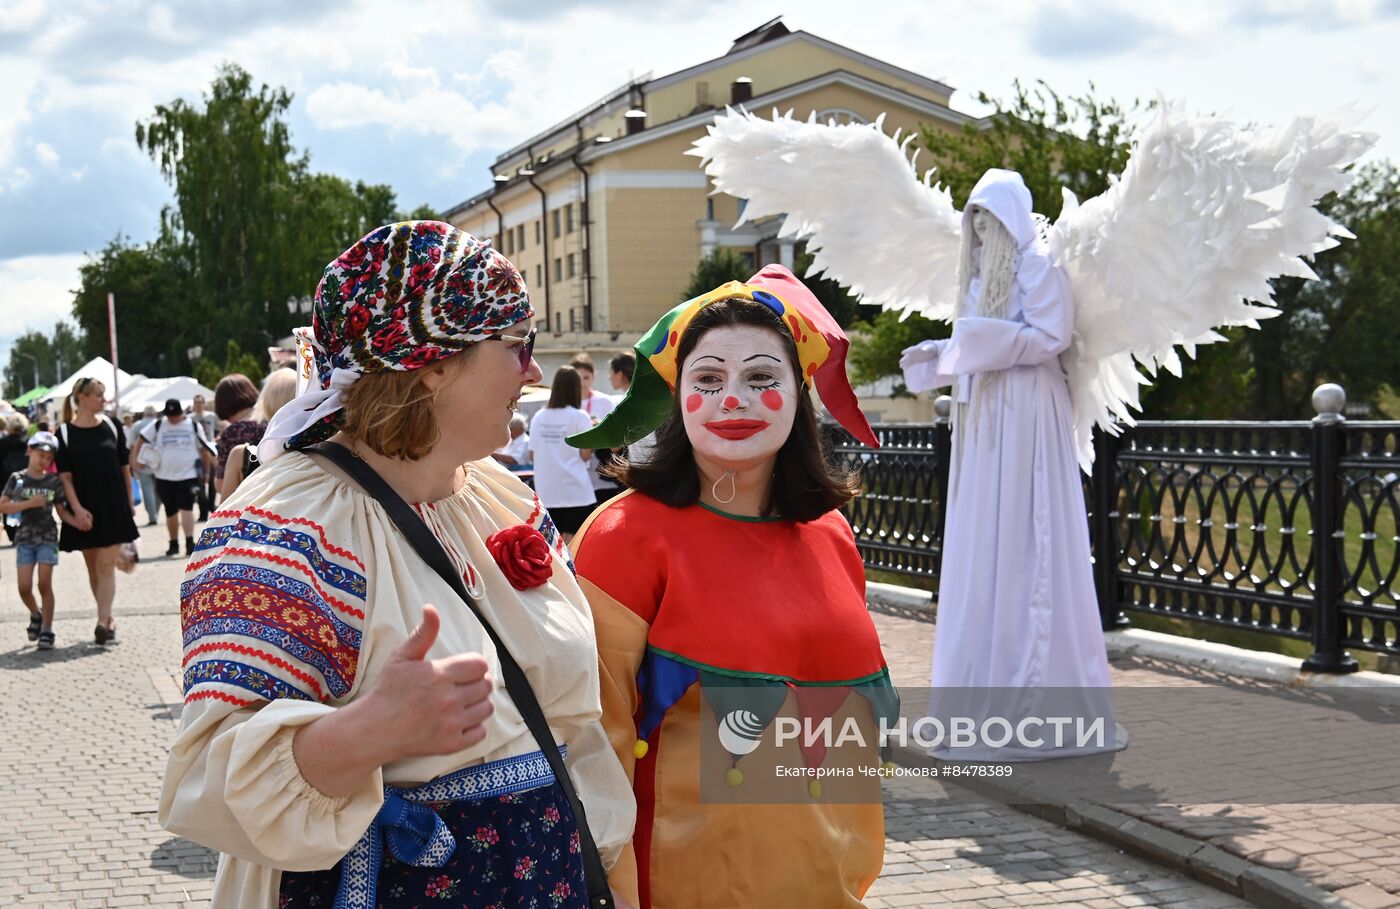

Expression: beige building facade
xmin=445 ymin=18 xmax=983 ymax=419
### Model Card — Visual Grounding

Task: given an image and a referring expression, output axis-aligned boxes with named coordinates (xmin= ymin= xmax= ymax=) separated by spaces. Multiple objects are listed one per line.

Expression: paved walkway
xmin=1 ymin=524 xmax=1241 ymax=907
xmin=871 ymin=599 xmax=1400 ymax=909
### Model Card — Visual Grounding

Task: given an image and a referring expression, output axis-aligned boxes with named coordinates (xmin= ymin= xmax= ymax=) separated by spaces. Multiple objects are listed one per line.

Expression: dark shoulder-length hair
xmin=611 ymin=296 xmax=859 ymax=522
xmin=547 ymin=366 xmax=583 ymax=409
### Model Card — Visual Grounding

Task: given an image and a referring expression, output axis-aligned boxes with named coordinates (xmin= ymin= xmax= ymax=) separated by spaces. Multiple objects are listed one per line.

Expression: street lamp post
xmin=16 ymin=352 xmax=39 ymax=392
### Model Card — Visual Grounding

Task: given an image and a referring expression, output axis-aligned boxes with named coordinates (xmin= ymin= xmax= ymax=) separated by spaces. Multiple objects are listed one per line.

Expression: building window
xmin=812 ymin=108 xmax=869 ymax=126
xmin=517 ymin=224 xmax=525 ymax=251
xmin=566 ymin=204 xmax=574 ymax=233
xmin=706 ymin=198 xmax=714 ymax=221
xmin=535 ymin=220 xmax=541 ymax=245
xmin=552 ymin=209 xmax=561 ymax=239
xmin=580 ymin=201 xmax=588 ymax=227
xmin=554 ymin=258 xmax=563 ymax=283
xmin=567 ymin=253 xmax=576 ymax=279
xmin=536 ymin=265 xmax=542 ymax=287
xmin=505 ymin=229 xmax=514 ymax=255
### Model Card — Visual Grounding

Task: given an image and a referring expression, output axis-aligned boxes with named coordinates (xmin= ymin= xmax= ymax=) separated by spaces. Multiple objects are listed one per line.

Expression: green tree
xmin=4 ymin=332 xmax=52 ymax=398
xmin=849 ymin=81 xmax=1145 ymax=385
xmin=847 ymin=310 xmax=949 ymax=388
xmin=919 ymin=79 xmax=1146 ymax=220
xmin=125 ymin=63 xmax=418 ymax=381
xmin=682 ymin=247 xmax=752 ymax=299
xmin=70 ymin=235 xmax=196 ymax=378
xmin=398 ymin=203 xmax=441 ymax=221
xmin=1244 ymin=162 xmax=1400 ymax=418
xmin=795 ymin=245 xmax=872 ymax=330
xmin=3 ymin=322 xmax=90 ymax=398
xmin=136 ymin=63 xmax=300 ymax=349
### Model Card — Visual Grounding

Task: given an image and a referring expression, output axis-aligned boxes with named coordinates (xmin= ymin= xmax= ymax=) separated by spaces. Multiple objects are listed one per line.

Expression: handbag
xmin=307 ymin=442 xmax=615 ymax=909
xmin=136 ymin=418 xmax=163 ymax=470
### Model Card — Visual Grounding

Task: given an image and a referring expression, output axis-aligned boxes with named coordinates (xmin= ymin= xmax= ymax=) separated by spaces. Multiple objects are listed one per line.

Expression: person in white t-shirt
xmin=491 ymin=413 xmax=531 ymax=470
xmin=130 ymin=405 xmax=162 ymax=526
xmin=567 ymin=352 xmax=619 ymax=503
xmin=130 ymin=398 xmax=214 ymax=558
xmin=608 ymin=350 xmax=657 ymax=466
xmin=528 ymin=366 xmax=594 ymax=542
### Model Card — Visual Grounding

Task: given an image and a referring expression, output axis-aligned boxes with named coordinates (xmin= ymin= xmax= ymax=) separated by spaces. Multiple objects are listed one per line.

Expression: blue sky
xmin=1 ymin=0 xmax=1397 ymax=381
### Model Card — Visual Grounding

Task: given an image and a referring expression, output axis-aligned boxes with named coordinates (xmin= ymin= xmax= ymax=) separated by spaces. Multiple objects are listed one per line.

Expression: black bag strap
xmin=307 ymin=442 xmax=613 ymax=908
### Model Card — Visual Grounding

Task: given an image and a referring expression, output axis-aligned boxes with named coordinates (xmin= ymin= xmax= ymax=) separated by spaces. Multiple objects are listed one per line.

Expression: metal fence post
xmin=1303 ymin=383 xmax=1359 ymax=674
xmin=933 ymin=395 xmax=953 ymax=550
xmin=1092 ymin=426 xmax=1129 ymax=631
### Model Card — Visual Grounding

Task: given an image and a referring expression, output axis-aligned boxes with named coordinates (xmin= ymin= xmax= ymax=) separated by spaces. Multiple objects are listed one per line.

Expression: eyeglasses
xmin=485 ymin=327 xmax=537 ymax=372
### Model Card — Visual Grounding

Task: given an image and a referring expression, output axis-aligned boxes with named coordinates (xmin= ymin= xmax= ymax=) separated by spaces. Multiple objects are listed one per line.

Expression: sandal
xmin=94 ymin=624 xmax=116 ymax=646
xmin=27 ymin=613 xmax=42 ymax=642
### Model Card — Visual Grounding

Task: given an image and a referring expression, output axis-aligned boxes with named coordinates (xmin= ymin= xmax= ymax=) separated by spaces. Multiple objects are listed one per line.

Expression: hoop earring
xmin=711 ymin=469 xmax=736 ymax=505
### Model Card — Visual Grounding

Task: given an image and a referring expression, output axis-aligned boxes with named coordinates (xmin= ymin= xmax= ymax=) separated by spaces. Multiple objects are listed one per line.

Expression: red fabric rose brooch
xmin=486 ymin=524 xmax=554 ymax=590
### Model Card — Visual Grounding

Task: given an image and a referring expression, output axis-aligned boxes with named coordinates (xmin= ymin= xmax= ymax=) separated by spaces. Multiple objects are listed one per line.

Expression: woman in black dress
xmin=55 ymin=377 xmax=138 ymax=644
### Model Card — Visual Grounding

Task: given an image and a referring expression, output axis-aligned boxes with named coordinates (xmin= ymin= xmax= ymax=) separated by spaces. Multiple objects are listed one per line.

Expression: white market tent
xmin=41 ymin=357 xmax=139 ymax=409
xmin=119 ymin=376 xmax=216 ymax=415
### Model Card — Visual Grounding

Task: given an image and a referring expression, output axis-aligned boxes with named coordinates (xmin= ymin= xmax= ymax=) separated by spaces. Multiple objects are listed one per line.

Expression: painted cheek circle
xmin=760 ymin=390 xmax=784 ymax=411
xmin=722 ymin=395 xmax=741 ymax=410
xmin=685 ymin=393 xmax=704 ymax=413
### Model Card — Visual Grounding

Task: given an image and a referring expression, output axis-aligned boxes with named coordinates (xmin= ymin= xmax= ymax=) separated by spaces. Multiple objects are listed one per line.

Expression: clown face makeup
xmin=680 ymin=325 xmax=798 ymax=470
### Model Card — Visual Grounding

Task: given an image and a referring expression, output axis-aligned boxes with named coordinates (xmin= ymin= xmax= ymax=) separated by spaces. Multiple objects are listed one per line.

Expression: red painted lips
xmin=704 ymin=420 xmax=769 ymax=440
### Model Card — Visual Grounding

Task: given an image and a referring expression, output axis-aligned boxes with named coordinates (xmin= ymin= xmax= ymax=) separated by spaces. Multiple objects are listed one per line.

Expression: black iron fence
xmin=827 ymin=385 xmax=1400 ymax=673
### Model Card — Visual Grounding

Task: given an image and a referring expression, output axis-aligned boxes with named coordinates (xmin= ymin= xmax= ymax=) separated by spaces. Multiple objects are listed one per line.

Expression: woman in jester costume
xmin=568 ymin=264 xmax=898 ymax=908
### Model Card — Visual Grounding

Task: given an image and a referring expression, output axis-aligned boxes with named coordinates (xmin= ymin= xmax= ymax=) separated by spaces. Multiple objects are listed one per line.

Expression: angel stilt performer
xmin=693 ymin=103 xmax=1374 ymax=760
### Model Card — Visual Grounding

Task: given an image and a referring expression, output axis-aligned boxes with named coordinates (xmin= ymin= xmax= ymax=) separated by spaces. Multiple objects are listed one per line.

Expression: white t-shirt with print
xmin=140 ymin=416 xmax=207 ymax=482
xmin=580 ymin=391 xmax=617 ymax=490
xmin=528 ymin=407 xmax=596 ymax=508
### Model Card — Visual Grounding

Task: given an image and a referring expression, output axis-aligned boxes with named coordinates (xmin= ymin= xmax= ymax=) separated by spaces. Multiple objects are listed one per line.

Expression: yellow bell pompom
xmin=726 ymin=767 xmax=744 ymax=787
xmin=808 ymin=780 xmax=822 ymax=800
xmin=633 ymin=739 xmax=649 ymax=760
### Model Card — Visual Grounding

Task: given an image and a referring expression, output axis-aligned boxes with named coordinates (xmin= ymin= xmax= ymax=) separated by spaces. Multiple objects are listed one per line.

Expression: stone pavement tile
xmin=878 ymin=775 xmax=1247 ymax=906
xmin=1 ymin=531 xmax=216 ymax=908
xmin=0 ymin=537 xmax=1246 ymax=907
xmin=1333 ymin=883 xmax=1400 ymax=909
xmin=869 ymin=602 xmax=1400 ymax=901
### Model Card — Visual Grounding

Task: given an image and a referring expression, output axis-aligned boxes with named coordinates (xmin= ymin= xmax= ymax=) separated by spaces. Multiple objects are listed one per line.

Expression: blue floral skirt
xmin=278 ymin=782 xmax=588 ymax=908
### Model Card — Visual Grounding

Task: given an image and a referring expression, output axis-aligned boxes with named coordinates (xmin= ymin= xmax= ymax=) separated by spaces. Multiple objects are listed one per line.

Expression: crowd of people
xmin=2 ymin=369 xmax=297 ymax=651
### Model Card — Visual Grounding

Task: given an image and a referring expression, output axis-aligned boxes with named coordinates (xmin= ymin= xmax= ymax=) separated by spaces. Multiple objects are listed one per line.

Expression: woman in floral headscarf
xmin=160 ymin=222 xmax=634 ymax=909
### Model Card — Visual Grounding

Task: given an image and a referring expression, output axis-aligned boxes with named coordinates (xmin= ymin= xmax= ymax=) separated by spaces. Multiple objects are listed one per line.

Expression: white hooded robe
xmin=902 ymin=170 xmax=1118 ymax=759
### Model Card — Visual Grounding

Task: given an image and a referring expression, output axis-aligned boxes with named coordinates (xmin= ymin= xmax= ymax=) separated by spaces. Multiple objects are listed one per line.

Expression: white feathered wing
xmin=1051 ymin=101 xmax=1376 ymax=470
xmin=690 ymin=108 xmax=963 ymax=322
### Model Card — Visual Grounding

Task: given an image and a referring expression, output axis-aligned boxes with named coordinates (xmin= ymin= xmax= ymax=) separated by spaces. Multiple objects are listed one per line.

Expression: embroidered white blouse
xmin=158 ymin=452 xmax=634 ymax=907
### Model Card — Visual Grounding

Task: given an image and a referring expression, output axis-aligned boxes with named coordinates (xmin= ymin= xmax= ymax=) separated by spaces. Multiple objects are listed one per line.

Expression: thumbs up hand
xmin=359 ymin=605 xmax=496 ymax=760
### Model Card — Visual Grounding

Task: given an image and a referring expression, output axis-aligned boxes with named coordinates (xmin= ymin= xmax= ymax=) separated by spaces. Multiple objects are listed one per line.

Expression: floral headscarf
xmin=258 ymin=221 xmax=533 ymax=462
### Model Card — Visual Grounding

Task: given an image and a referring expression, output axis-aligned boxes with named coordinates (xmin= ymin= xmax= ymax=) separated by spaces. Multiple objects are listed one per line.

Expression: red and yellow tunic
xmin=574 ymin=491 xmax=896 ymax=909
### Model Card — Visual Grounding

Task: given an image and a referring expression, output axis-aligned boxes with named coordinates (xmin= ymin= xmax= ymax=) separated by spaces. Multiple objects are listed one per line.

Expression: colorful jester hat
xmin=568 ymin=263 xmax=879 ymax=450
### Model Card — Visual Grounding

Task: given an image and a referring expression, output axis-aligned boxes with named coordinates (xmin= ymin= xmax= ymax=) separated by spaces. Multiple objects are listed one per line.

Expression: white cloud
xmin=0 ymin=251 xmax=87 ymax=384
xmin=0 ymin=0 xmax=1394 ymax=362
xmin=305 ymin=80 xmax=528 ymax=157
